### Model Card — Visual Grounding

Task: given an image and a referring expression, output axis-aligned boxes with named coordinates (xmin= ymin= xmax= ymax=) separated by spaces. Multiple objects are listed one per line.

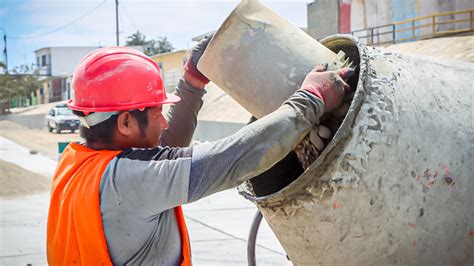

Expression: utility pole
xmin=115 ymin=0 xmax=119 ymax=46
xmin=3 ymin=34 xmax=7 ymax=73
xmin=0 ymin=27 xmax=7 ymax=73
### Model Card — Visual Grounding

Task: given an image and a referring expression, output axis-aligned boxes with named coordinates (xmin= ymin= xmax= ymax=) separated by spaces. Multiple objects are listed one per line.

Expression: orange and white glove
xmin=301 ymin=64 xmax=354 ymax=112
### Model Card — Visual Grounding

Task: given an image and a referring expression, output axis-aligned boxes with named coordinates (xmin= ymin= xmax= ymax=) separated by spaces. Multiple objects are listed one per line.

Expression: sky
xmin=0 ymin=0 xmax=310 ymax=71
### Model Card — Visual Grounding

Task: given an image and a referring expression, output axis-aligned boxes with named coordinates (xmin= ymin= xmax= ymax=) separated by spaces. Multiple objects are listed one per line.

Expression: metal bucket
xmin=198 ymin=1 xmax=474 ymax=264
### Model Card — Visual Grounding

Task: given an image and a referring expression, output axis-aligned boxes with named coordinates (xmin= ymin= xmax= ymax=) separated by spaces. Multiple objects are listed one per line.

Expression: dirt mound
xmin=0 ymin=159 xmax=50 ymax=197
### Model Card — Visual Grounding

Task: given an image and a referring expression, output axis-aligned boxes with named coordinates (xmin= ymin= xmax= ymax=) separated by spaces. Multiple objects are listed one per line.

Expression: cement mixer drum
xmin=240 ymin=36 xmax=474 ymax=265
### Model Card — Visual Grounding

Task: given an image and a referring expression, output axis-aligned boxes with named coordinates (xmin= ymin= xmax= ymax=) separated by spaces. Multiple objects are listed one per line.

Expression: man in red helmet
xmin=47 ymin=35 xmax=354 ymax=265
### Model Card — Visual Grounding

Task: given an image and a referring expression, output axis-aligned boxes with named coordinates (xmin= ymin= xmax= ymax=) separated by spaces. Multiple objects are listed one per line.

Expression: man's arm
xmin=160 ymin=34 xmax=212 ymax=147
xmin=100 ymin=67 xmax=353 ymax=214
xmin=188 ymin=90 xmax=321 ymax=201
xmin=160 ymin=79 xmax=205 ymax=147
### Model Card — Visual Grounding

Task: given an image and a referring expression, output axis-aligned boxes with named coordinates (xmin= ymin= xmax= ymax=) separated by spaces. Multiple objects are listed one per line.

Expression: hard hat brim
xmin=163 ymin=93 xmax=181 ymax=105
xmin=68 ymin=93 xmax=181 ymax=113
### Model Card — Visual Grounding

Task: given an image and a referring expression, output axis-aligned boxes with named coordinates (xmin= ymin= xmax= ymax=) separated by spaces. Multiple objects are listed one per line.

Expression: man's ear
xmin=116 ymin=112 xmax=135 ymax=136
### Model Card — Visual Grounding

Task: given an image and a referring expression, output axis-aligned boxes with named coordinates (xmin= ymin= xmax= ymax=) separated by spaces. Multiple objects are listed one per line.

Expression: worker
xmin=46 ymin=35 xmax=354 ymax=265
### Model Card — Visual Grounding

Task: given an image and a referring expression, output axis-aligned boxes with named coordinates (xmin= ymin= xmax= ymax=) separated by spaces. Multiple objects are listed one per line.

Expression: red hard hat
xmin=68 ymin=46 xmax=180 ymax=113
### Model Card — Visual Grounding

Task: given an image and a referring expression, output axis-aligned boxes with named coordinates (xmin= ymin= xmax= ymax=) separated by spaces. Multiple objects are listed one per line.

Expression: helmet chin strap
xmin=79 ymin=111 xmax=120 ymax=128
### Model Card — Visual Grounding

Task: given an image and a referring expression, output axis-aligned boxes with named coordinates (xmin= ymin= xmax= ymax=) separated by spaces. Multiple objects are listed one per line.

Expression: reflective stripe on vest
xmin=47 ymin=143 xmax=191 ymax=265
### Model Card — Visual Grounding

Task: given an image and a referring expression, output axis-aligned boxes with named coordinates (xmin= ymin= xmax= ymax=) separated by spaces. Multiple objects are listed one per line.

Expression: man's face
xmin=137 ymin=106 xmax=168 ymax=148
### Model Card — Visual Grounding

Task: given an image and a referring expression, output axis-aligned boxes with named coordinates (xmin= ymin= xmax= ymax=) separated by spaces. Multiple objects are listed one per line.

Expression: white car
xmin=45 ymin=104 xmax=80 ymax=133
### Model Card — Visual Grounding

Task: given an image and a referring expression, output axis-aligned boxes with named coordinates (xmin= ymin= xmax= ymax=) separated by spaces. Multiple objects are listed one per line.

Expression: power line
xmin=8 ymin=0 xmax=107 ymax=39
xmin=120 ymin=1 xmax=139 ymax=31
xmin=0 ymin=27 xmax=8 ymax=72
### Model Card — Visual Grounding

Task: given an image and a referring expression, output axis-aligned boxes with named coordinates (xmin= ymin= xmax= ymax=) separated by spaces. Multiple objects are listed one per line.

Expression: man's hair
xmin=73 ymin=109 xmax=150 ymax=144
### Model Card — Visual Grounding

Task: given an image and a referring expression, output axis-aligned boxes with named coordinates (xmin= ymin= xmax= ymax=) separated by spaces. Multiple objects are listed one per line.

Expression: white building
xmin=34 ymin=47 xmax=99 ymax=103
xmin=34 ymin=46 xmax=99 ymax=77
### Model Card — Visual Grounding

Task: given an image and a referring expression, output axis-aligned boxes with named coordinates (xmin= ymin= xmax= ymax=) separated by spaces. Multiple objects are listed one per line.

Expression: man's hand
xmin=184 ymin=34 xmax=213 ymax=89
xmin=301 ymin=64 xmax=355 ymax=112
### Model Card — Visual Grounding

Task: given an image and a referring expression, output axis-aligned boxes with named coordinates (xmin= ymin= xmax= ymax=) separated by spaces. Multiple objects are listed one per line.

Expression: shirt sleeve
xmin=187 ymin=90 xmax=324 ymax=202
xmin=160 ymin=79 xmax=205 ymax=147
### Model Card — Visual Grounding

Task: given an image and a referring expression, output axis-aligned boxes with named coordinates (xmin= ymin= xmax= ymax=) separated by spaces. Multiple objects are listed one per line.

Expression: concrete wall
xmin=391 ymin=0 xmax=416 ymax=40
xmin=0 ymin=114 xmax=46 ymax=129
xmin=390 ymin=0 xmax=474 ymax=39
xmin=454 ymin=0 xmax=474 ymax=30
xmin=351 ymin=0 xmax=393 ymax=30
xmin=419 ymin=0 xmax=474 ymax=31
xmin=417 ymin=0 xmax=473 ymax=16
xmin=307 ymin=0 xmax=339 ymax=39
xmin=350 ymin=0 xmax=394 ymax=44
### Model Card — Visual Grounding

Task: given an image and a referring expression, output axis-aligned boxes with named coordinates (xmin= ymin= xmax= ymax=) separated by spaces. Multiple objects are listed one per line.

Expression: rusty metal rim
xmin=238 ymin=35 xmax=367 ymax=207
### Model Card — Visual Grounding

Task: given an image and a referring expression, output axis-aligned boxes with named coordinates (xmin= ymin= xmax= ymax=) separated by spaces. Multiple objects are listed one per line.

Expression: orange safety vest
xmin=47 ymin=143 xmax=191 ymax=265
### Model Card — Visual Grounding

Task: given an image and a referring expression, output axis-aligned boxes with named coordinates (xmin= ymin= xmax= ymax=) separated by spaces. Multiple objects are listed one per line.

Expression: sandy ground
xmin=386 ymin=35 xmax=474 ymax=63
xmin=0 ymin=120 xmax=82 ymax=161
xmin=0 ymin=120 xmax=80 ymax=198
xmin=0 ymin=160 xmax=50 ymax=198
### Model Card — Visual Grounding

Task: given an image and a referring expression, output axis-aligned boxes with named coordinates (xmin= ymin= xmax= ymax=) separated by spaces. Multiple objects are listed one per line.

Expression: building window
xmin=36 ymin=57 xmax=40 ymax=67
xmin=42 ymin=55 xmax=47 ymax=66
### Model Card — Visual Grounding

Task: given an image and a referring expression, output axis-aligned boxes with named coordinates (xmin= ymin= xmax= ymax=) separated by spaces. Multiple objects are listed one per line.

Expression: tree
xmin=126 ymin=30 xmax=147 ymax=46
xmin=0 ymin=64 xmax=39 ymax=114
xmin=144 ymin=36 xmax=174 ymax=56
xmin=157 ymin=36 xmax=174 ymax=54
xmin=125 ymin=31 xmax=174 ymax=56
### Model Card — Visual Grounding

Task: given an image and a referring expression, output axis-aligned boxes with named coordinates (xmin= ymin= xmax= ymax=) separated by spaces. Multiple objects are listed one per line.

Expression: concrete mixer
xmin=197 ymin=0 xmax=474 ymax=264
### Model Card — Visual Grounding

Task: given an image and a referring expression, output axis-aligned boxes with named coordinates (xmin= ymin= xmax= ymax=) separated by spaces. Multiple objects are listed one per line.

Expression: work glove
xmin=301 ymin=64 xmax=355 ymax=112
xmin=184 ymin=33 xmax=213 ymax=89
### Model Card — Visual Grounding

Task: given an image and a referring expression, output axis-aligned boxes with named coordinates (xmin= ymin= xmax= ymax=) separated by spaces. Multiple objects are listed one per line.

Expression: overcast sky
xmin=0 ymin=0 xmax=310 ymax=70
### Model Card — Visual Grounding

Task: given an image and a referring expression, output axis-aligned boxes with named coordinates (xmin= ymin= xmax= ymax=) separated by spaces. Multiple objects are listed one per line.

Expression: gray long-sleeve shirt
xmin=99 ymin=79 xmax=324 ymax=265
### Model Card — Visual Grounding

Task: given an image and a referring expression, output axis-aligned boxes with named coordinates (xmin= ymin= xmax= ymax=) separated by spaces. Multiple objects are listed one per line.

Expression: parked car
xmin=45 ymin=104 xmax=80 ymax=133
